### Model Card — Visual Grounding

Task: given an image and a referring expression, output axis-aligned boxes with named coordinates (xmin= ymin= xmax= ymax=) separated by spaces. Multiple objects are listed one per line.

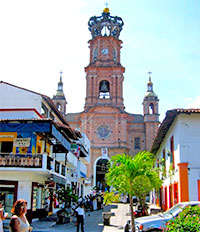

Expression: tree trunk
xmin=129 ymin=195 xmax=135 ymax=232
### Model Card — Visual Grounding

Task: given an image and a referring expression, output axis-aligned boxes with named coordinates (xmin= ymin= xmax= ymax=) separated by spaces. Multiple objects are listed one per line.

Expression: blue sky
xmin=0 ymin=0 xmax=200 ymax=122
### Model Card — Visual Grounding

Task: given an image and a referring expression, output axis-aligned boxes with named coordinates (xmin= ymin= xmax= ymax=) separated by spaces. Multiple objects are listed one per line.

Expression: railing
xmin=0 ymin=153 xmax=66 ymax=177
xmin=0 ymin=153 xmax=42 ymax=168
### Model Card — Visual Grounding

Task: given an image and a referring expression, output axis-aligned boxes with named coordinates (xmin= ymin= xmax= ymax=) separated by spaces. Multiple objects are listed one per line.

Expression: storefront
xmin=0 ymin=180 xmax=18 ymax=218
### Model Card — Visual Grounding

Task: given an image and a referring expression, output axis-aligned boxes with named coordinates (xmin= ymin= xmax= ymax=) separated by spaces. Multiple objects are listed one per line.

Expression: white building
xmin=151 ymin=109 xmax=200 ymax=210
xmin=0 ymin=81 xmax=90 ymax=221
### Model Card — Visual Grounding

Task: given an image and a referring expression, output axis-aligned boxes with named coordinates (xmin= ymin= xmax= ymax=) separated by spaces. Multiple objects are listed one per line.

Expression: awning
xmin=0 ymin=122 xmax=51 ymax=132
xmin=80 ymin=171 xmax=87 ymax=178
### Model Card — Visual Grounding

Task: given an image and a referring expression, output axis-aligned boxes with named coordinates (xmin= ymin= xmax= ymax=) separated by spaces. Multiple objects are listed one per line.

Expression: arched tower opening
xmin=149 ymin=103 xmax=154 ymax=114
xmin=99 ymin=80 xmax=110 ymax=99
xmin=56 ymin=103 xmax=61 ymax=111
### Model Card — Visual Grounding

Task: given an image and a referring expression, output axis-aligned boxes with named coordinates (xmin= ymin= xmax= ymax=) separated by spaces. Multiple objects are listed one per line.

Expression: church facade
xmin=53 ymin=8 xmax=160 ymax=190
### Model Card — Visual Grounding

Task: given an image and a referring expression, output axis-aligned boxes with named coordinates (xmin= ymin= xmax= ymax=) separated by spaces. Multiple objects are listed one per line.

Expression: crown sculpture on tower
xmin=88 ymin=7 xmax=124 ymax=39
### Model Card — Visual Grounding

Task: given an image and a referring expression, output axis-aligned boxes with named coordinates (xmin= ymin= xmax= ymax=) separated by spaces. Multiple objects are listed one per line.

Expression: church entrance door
xmin=96 ymin=158 xmax=109 ymax=191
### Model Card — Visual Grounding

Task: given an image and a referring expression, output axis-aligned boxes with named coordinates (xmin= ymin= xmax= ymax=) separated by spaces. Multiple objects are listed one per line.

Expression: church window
xmin=93 ymin=47 xmax=98 ymax=61
xmin=149 ymin=103 xmax=154 ymax=114
xmin=99 ymin=80 xmax=110 ymax=99
xmin=148 ymin=85 xmax=153 ymax=92
xmin=134 ymin=137 xmax=140 ymax=149
xmin=57 ymin=103 xmax=61 ymax=111
xmin=113 ymin=48 xmax=117 ymax=62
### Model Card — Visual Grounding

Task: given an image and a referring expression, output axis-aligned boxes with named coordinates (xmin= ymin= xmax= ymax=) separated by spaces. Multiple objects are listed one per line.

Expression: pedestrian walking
xmin=75 ymin=203 xmax=85 ymax=232
xmin=9 ymin=199 xmax=33 ymax=232
xmin=97 ymin=194 xmax=101 ymax=210
xmin=0 ymin=201 xmax=8 ymax=232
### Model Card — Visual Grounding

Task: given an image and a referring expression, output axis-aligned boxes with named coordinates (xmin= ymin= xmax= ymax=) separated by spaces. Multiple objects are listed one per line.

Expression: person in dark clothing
xmin=75 ymin=203 xmax=85 ymax=232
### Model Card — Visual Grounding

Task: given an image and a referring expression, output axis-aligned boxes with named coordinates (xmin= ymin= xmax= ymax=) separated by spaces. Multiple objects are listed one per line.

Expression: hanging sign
xmin=71 ymin=143 xmax=77 ymax=153
xmin=13 ymin=138 xmax=31 ymax=147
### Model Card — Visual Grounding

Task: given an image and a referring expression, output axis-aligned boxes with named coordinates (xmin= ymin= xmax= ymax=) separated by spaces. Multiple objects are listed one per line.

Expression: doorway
xmin=96 ymin=158 xmax=109 ymax=191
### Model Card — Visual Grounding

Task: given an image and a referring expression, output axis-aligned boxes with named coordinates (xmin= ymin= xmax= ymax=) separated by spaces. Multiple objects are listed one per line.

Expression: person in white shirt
xmin=0 ymin=201 xmax=8 ymax=232
xmin=75 ymin=203 xmax=85 ymax=232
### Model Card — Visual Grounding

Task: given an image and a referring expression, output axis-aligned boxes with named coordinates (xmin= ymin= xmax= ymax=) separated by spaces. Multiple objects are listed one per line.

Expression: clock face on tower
xmin=97 ymin=125 xmax=111 ymax=139
xmin=101 ymin=48 xmax=109 ymax=55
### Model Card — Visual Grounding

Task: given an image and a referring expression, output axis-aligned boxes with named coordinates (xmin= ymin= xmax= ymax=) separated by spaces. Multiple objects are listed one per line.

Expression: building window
xmin=170 ymin=136 xmax=175 ymax=169
xmin=162 ymin=148 xmax=166 ymax=172
xmin=134 ymin=137 xmax=140 ymax=149
xmin=0 ymin=141 xmax=13 ymax=154
xmin=41 ymin=103 xmax=48 ymax=118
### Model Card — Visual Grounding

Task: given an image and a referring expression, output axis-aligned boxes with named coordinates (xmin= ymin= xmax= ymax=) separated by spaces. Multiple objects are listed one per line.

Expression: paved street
xmin=31 ymin=203 xmax=130 ymax=232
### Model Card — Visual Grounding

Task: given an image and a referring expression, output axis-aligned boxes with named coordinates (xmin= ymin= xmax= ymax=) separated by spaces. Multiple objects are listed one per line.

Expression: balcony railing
xmin=0 ymin=154 xmax=42 ymax=168
xmin=0 ymin=153 xmax=66 ymax=177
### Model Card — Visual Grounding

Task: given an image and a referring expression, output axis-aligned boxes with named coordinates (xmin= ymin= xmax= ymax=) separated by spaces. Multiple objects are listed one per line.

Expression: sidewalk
xmin=31 ymin=203 xmax=130 ymax=232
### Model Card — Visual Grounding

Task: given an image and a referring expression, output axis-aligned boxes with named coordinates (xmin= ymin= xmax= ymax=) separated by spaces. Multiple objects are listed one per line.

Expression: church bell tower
xmin=52 ymin=71 xmax=67 ymax=115
xmin=143 ymin=71 xmax=160 ymax=150
xmin=84 ymin=7 xmax=125 ymax=111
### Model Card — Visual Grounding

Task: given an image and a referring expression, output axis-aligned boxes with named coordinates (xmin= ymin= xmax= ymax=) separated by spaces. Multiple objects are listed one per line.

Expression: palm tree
xmin=106 ymin=151 xmax=162 ymax=232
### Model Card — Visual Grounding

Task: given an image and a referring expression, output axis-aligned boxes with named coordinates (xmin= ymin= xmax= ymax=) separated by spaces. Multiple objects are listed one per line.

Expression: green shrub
xmin=164 ymin=205 xmax=200 ymax=231
xmin=103 ymin=191 xmax=120 ymax=206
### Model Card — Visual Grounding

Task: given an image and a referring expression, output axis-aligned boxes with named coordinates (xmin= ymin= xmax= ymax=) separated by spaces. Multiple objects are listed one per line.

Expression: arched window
xmin=99 ymin=80 xmax=110 ymax=99
xmin=149 ymin=103 xmax=154 ymax=114
xmin=57 ymin=103 xmax=61 ymax=111
xmin=112 ymin=48 xmax=117 ymax=62
xmin=93 ymin=47 xmax=98 ymax=61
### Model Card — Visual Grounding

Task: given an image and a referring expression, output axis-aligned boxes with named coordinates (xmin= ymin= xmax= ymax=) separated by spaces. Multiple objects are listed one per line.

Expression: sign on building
xmin=71 ymin=143 xmax=77 ymax=153
xmin=101 ymin=147 xmax=108 ymax=158
xmin=13 ymin=138 xmax=31 ymax=147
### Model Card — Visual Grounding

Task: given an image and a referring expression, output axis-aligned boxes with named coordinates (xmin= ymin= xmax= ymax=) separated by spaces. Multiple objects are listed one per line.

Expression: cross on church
xmin=147 ymin=71 xmax=152 ymax=77
xmin=59 ymin=71 xmax=63 ymax=81
xmin=105 ymin=1 xmax=109 ymax=8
